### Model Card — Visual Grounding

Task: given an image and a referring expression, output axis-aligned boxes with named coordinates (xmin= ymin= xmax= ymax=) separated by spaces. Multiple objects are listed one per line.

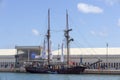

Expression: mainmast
xmin=65 ymin=10 xmax=73 ymax=66
xmin=47 ymin=9 xmax=50 ymax=65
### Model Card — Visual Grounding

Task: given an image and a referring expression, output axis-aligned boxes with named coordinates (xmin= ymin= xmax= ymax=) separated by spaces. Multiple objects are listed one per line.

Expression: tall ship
xmin=25 ymin=9 xmax=87 ymax=74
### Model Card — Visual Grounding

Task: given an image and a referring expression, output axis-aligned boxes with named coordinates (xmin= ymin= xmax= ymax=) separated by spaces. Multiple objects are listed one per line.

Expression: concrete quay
xmin=0 ymin=68 xmax=26 ymax=73
xmin=84 ymin=69 xmax=120 ymax=75
xmin=1 ymin=68 xmax=120 ymax=75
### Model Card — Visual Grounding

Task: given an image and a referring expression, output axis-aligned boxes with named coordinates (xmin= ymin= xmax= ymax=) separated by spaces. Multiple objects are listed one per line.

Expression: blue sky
xmin=0 ymin=0 xmax=120 ymax=49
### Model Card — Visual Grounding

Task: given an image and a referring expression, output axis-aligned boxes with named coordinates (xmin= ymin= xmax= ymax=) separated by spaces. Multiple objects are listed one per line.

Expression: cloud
xmin=77 ymin=3 xmax=103 ymax=14
xmin=118 ymin=18 xmax=120 ymax=27
xmin=99 ymin=31 xmax=108 ymax=37
xmin=90 ymin=31 xmax=96 ymax=36
xmin=32 ymin=29 xmax=40 ymax=36
xmin=90 ymin=30 xmax=108 ymax=37
xmin=100 ymin=0 xmax=120 ymax=6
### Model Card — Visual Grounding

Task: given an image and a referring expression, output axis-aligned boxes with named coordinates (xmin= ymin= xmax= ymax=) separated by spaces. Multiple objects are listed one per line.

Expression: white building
xmin=52 ymin=47 xmax=120 ymax=69
xmin=1 ymin=47 xmax=120 ymax=69
xmin=0 ymin=49 xmax=16 ymax=68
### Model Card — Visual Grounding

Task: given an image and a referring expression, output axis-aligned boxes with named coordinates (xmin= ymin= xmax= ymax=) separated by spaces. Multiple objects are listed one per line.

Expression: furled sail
xmin=61 ymin=43 xmax=64 ymax=62
xmin=41 ymin=39 xmax=47 ymax=59
xmin=49 ymin=40 xmax=53 ymax=60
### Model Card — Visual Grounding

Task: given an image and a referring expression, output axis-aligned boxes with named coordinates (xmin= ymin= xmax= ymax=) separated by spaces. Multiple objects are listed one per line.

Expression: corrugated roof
xmin=15 ymin=46 xmax=41 ymax=50
xmin=0 ymin=49 xmax=16 ymax=56
xmin=52 ymin=48 xmax=120 ymax=55
xmin=0 ymin=47 xmax=120 ymax=56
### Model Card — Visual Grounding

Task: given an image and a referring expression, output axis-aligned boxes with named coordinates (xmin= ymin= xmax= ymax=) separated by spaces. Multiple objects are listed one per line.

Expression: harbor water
xmin=0 ymin=72 xmax=120 ymax=80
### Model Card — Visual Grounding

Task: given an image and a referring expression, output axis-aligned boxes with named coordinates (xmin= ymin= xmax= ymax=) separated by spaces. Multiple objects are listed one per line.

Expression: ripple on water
xmin=0 ymin=73 xmax=120 ymax=80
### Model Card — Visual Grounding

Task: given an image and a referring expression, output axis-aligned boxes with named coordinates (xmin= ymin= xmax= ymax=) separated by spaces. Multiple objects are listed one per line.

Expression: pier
xmin=1 ymin=68 xmax=120 ymax=75
xmin=0 ymin=68 xmax=26 ymax=73
xmin=84 ymin=69 xmax=120 ymax=75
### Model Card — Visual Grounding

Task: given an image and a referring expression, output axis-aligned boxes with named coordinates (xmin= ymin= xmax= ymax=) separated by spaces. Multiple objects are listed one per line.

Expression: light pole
xmin=106 ymin=43 xmax=108 ymax=69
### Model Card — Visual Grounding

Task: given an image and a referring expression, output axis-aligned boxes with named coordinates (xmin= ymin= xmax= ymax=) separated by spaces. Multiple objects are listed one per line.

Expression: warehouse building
xmin=0 ymin=49 xmax=16 ymax=68
xmin=1 ymin=47 xmax=120 ymax=69
xmin=52 ymin=48 xmax=120 ymax=69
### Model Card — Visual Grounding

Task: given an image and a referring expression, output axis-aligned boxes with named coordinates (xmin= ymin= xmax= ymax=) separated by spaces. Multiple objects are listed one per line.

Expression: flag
xmin=35 ymin=55 xmax=40 ymax=58
xmin=41 ymin=50 xmax=47 ymax=59
xmin=31 ymin=52 xmax=36 ymax=59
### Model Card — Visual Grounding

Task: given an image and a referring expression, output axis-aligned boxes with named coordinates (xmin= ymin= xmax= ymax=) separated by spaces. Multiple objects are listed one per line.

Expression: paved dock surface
xmin=84 ymin=69 xmax=120 ymax=75
xmin=0 ymin=68 xmax=26 ymax=73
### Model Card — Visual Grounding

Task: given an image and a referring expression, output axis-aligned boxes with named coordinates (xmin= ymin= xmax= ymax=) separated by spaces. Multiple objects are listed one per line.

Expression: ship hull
xmin=25 ymin=66 xmax=49 ymax=73
xmin=25 ymin=66 xmax=86 ymax=74
xmin=56 ymin=66 xmax=86 ymax=74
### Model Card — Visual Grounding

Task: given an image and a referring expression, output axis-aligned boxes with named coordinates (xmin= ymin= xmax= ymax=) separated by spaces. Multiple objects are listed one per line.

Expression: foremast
xmin=47 ymin=9 xmax=50 ymax=66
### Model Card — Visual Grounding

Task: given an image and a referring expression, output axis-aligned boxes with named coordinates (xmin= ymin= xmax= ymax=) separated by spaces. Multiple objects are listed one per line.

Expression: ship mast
xmin=47 ymin=9 xmax=50 ymax=66
xmin=65 ymin=10 xmax=73 ymax=66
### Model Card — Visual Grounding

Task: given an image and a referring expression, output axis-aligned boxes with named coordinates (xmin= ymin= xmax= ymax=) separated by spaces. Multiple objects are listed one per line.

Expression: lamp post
xmin=106 ymin=43 xmax=108 ymax=69
xmin=15 ymin=54 xmax=19 ymax=68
